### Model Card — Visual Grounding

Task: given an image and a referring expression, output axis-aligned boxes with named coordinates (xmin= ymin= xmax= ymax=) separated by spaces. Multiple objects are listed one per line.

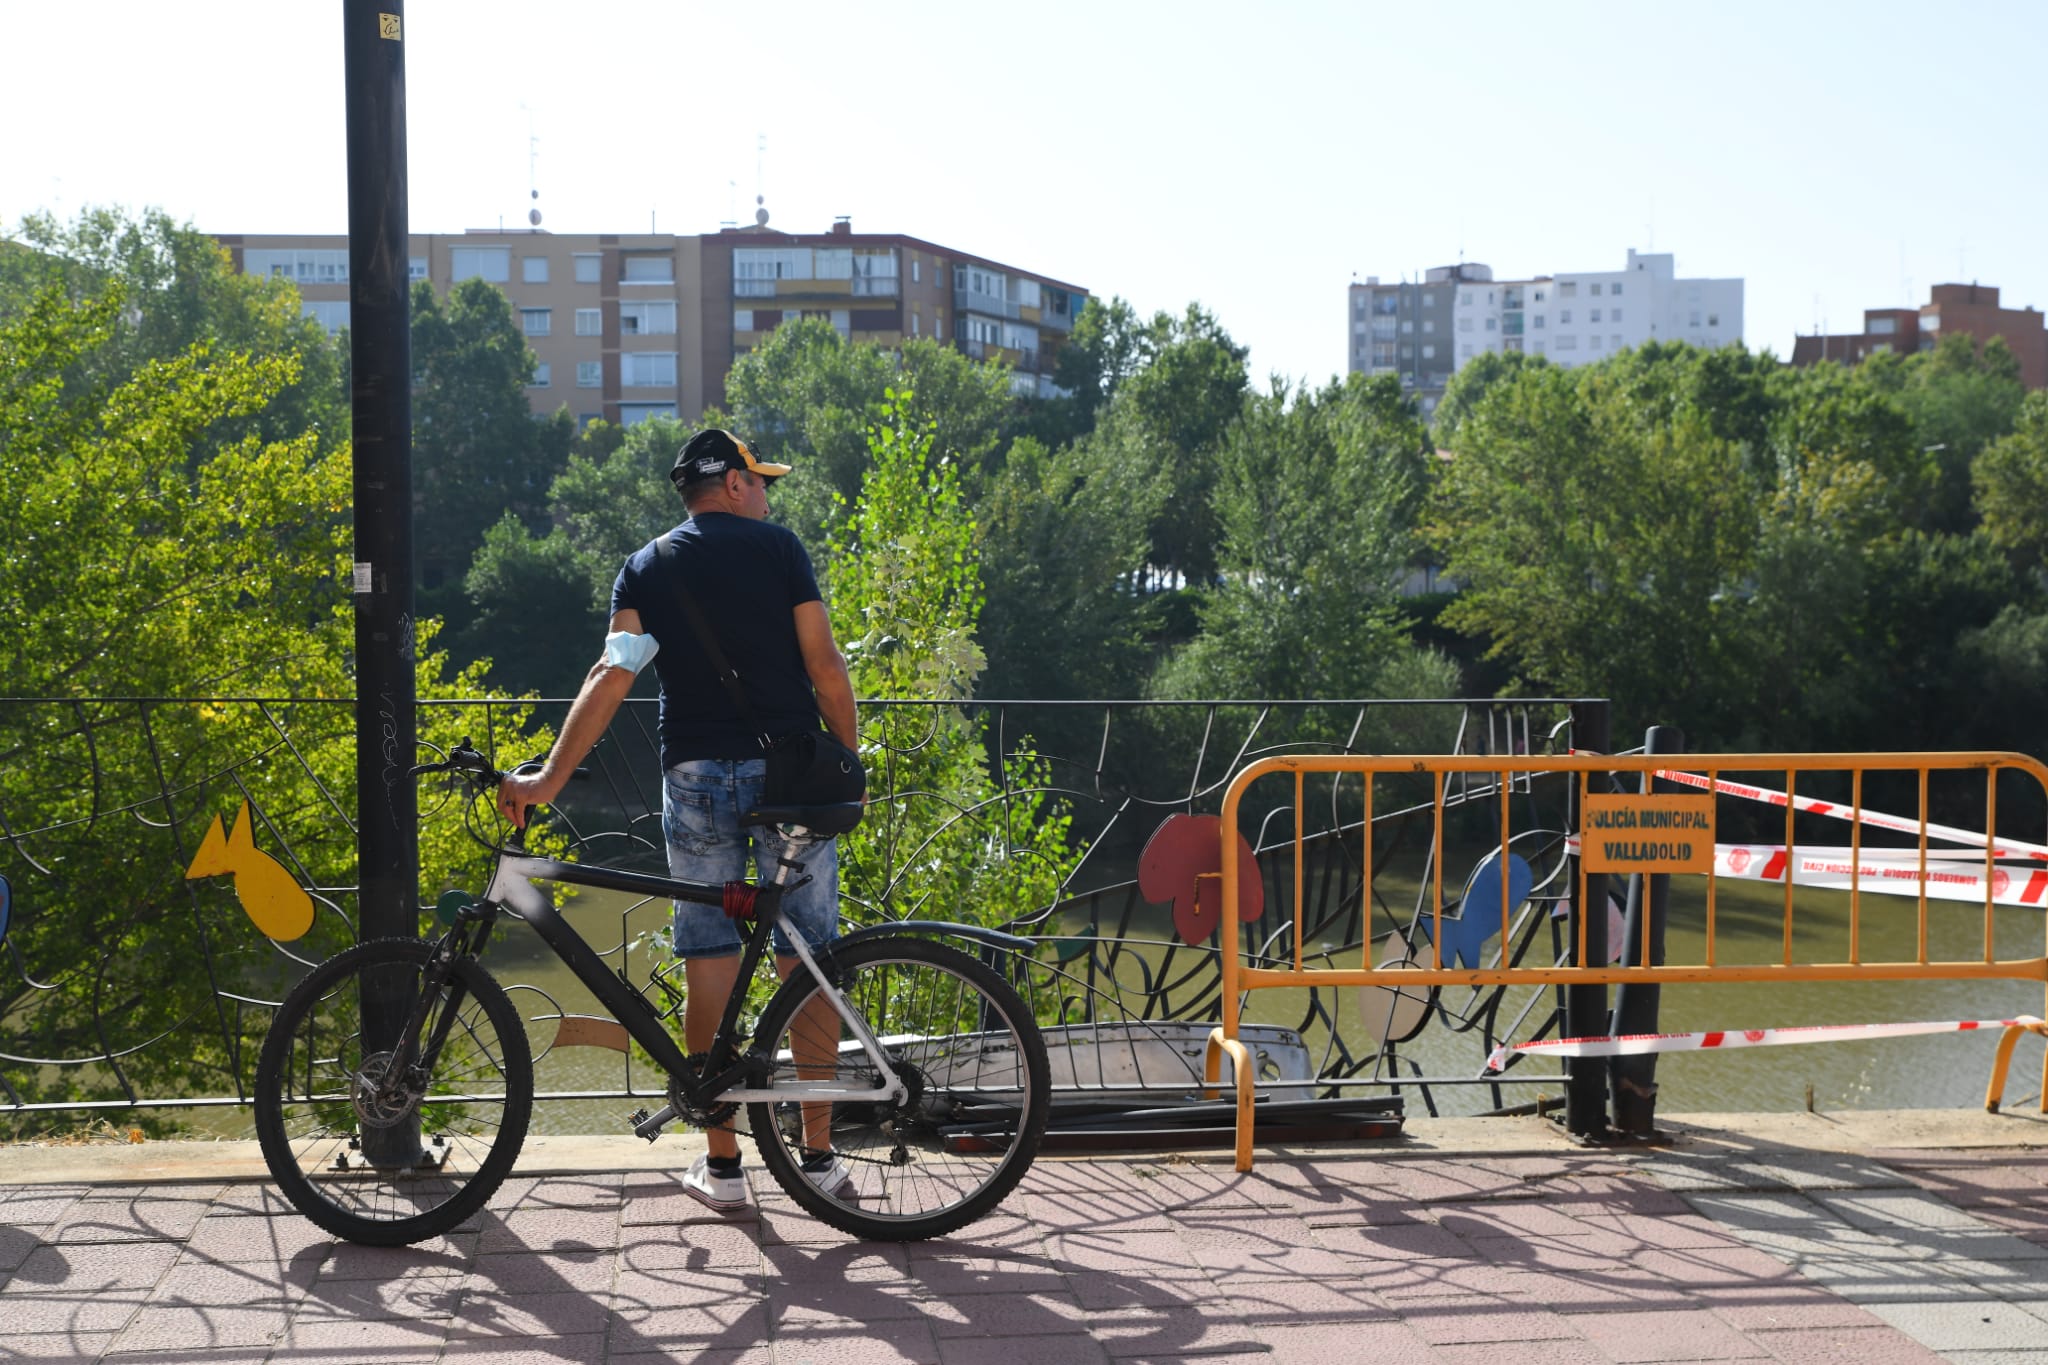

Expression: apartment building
xmin=1449 ymin=249 xmax=1744 ymax=370
xmin=1790 ymin=282 xmax=2047 ymax=390
xmin=1346 ymin=263 xmax=1493 ymax=415
xmin=217 ymin=216 xmax=1088 ymax=426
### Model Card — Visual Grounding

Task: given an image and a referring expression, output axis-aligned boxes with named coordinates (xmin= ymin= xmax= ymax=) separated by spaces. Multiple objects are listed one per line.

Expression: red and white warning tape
xmin=1651 ymin=768 xmax=2048 ymax=862
xmin=1561 ymin=834 xmax=2048 ymax=907
xmin=1709 ymin=842 xmax=2048 ymax=907
xmin=1485 ymin=1015 xmax=2044 ymax=1072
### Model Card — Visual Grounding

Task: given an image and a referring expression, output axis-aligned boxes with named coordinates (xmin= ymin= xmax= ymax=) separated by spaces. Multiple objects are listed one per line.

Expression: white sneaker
xmin=802 ymin=1154 xmax=857 ymax=1202
xmin=682 ymin=1154 xmax=750 ymax=1214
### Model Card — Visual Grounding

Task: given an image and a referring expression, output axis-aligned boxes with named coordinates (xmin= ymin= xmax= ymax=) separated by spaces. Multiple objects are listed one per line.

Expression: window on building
xmin=575 ymin=308 xmax=601 ymax=336
xmin=1533 ymin=314 xmax=1546 ymax=330
xmin=1611 ymin=281 xmax=1623 ymax=295
xmin=576 ymin=361 xmax=601 ymax=388
xmin=1422 ymin=344 xmax=1436 ymax=359
xmin=910 ymin=311 xmax=920 ymax=337
xmin=245 ymin=248 xmax=351 ymax=284
xmin=1559 ymin=281 xmax=1577 ymax=298
xmin=1611 ymin=335 xmax=1622 ymax=349
xmin=574 ymin=254 xmax=601 ymax=284
xmin=1460 ymin=289 xmax=1472 ymax=305
xmin=1589 ymin=336 xmax=1602 ymax=351
xmin=1421 ymin=292 xmax=1434 ymax=307
xmin=528 ymin=362 xmax=551 ymax=387
xmin=451 ymin=247 xmax=509 ymax=282
xmin=1400 ymin=320 xmax=1413 ymax=334
xmin=1590 ymin=309 xmax=1602 ymax=323
xmin=1689 ymin=311 xmax=1702 ymax=327
xmin=1560 ymin=310 xmax=1572 ymax=324
xmin=1591 ymin=283 xmax=1602 ymax=296
xmin=1870 ymin=317 xmax=1898 ymax=335
xmin=1556 ymin=336 xmax=1579 ymax=351
xmin=522 ymin=256 xmax=549 ymax=283
xmin=299 ymin=300 xmax=351 ymax=333
xmin=520 ymin=308 xmax=551 ymax=336
xmin=733 ymin=309 xmax=754 ymax=331
xmin=1422 ymin=319 xmax=1435 ymax=334
xmin=622 ymin=254 xmax=674 ymax=283
xmin=618 ymin=403 xmax=676 ymax=426
xmin=1484 ymin=318 xmax=1496 ymax=332
xmin=852 ymin=249 xmax=899 ymax=296
xmin=1458 ymin=317 xmax=1473 ymax=333
xmin=912 ymin=259 xmax=921 ymax=283
xmin=1707 ymin=313 xmax=1719 ymax=328
xmin=1534 ymin=289 xmax=1546 ymax=302
xmin=619 ymin=300 xmax=677 ymax=335
xmin=1372 ymin=341 xmax=1396 ymax=367
xmin=1533 ymin=340 xmax=1545 ymax=355
xmin=1461 ymin=344 xmax=1473 ymax=357
xmin=1611 ymin=307 xmax=1623 ymax=322
xmin=622 ymin=352 xmax=676 ymax=387
xmin=408 ymin=257 xmax=428 ymax=282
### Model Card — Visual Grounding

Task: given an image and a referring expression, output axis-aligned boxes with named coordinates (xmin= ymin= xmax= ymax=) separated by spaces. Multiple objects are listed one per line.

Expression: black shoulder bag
xmin=652 ymin=535 xmax=866 ymax=811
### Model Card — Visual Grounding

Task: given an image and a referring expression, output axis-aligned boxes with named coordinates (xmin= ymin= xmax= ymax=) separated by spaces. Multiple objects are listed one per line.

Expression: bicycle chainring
xmin=672 ymin=1056 xmax=738 ymax=1130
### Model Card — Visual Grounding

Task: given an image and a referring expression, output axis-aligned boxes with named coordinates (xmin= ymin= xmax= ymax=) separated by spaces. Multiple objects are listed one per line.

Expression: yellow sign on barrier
xmin=1584 ymin=793 xmax=1716 ymax=874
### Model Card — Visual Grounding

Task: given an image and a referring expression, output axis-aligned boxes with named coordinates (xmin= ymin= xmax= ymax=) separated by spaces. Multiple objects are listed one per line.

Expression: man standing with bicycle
xmin=498 ymin=427 xmax=860 ymax=1213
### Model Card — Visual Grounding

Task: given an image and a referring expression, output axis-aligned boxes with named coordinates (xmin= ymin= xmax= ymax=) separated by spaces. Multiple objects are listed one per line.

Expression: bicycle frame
xmin=478 ymin=845 xmax=908 ymax=1114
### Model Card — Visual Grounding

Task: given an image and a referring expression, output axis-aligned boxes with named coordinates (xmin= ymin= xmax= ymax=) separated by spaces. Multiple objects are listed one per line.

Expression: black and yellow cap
xmin=670 ymin=428 xmax=792 ymax=490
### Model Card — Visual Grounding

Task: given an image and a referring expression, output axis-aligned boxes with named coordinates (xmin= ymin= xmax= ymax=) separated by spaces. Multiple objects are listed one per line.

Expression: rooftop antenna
xmin=522 ymin=103 xmax=542 ymax=228
xmin=754 ymin=131 xmax=770 ymax=228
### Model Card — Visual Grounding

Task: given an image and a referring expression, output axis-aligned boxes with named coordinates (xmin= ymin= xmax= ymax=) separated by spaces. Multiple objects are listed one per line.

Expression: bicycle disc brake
xmin=350 ymin=1050 xmax=422 ymax=1129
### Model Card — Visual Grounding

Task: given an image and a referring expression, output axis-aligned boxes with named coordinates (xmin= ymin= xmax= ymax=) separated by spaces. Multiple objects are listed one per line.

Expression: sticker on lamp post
xmin=1583 ymin=793 xmax=1715 ymax=874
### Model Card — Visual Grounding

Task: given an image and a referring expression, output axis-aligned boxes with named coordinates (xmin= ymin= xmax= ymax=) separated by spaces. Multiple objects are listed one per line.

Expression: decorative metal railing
xmin=0 ymin=695 xmax=1585 ymax=1133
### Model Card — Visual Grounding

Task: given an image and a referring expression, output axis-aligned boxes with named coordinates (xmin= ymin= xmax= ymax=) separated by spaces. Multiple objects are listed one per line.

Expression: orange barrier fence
xmin=1202 ymin=752 xmax=2048 ymax=1170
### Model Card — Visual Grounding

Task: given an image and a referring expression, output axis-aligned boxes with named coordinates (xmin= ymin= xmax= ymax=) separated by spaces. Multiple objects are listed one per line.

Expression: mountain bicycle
xmin=252 ymin=741 xmax=1050 ymax=1246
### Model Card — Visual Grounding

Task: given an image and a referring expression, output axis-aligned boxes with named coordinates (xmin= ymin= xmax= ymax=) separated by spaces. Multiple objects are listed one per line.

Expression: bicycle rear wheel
xmin=253 ymin=937 xmax=532 ymax=1246
xmin=748 ymin=935 xmax=1049 ymax=1241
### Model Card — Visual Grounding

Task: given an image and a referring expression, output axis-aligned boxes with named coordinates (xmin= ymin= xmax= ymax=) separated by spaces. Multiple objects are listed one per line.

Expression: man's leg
xmin=684 ymin=953 xmax=746 ymax=1161
xmin=774 ymin=954 xmax=840 ymax=1158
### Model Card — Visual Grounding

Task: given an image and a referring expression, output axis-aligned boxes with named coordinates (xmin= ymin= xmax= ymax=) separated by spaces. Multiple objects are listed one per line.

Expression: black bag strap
xmin=651 ymin=532 xmax=774 ymax=751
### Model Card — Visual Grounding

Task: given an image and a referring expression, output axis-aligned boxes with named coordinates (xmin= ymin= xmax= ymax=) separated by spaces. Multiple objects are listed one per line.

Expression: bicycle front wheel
xmin=748 ymin=935 xmax=1050 ymax=1241
xmin=253 ymin=937 xmax=532 ymax=1246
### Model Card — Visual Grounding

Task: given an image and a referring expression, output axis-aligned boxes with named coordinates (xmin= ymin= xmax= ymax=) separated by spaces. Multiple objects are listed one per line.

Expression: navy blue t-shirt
xmin=610 ymin=513 xmax=825 ymax=766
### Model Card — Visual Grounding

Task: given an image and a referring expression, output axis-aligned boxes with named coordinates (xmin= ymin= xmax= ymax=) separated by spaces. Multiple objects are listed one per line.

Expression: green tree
xmin=975 ymin=436 xmax=1162 ymax=703
xmin=0 ymin=276 xmax=546 ymax=1130
xmin=1861 ymin=331 xmax=2026 ymax=534
xmin=825 ymin=393 xmax=1080 ymax=928
xmin=460 ymin=416 xmax=685 ymax=695
xmin=711 ymin=320 xmax=1013 ymax=552
xmin=1428 ymin=352 xmax=1759 ymax=737
xmin=410 ymin=278 xmax=565 ymax=631
xmin=1155 ymin=374 xmax=1454 ymax=705
xmin=0 ymin=205 xmax=346 ymax=453
xmin=1972 ymin=390 xmax=2048 ymax=574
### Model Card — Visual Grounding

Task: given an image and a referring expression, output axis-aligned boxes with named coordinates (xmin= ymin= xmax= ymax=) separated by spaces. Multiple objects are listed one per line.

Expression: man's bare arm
xmin=793 ymin=600 xmax=857 ymax=751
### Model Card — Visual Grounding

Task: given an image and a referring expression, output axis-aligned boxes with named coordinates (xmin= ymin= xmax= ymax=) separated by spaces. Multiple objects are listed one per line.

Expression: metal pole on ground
xmin=1610 ymin=724 xmax=1684 ymax=1138
xmin=1565 ymin=700 xmax=1610 ymax=1139
xmin=344 ymin=0 xmax=420 ymax=1166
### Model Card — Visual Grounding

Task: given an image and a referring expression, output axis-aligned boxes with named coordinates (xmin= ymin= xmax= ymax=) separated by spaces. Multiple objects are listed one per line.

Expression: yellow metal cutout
xmin=184 ymin=799 xmax=316 ymax=942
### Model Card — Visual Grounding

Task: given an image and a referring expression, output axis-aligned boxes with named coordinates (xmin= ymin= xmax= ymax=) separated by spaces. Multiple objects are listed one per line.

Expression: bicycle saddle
xmin=741 ymin=802 xmax=864 ymax=836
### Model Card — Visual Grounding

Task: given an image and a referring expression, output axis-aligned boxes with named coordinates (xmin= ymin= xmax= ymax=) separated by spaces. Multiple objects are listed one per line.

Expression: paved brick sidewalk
xmin=3 ymin=1126 xmax=2048 ymax=1363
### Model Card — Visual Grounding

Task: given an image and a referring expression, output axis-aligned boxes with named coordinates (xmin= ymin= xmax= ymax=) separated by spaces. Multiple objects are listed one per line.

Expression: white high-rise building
xmin=1450 ymin=249 xmax=1742 ymax=371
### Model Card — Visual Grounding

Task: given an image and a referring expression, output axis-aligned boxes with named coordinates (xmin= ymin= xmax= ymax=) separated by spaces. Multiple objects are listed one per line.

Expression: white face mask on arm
xmin=603 ymin=631 xmax=660 ymax=673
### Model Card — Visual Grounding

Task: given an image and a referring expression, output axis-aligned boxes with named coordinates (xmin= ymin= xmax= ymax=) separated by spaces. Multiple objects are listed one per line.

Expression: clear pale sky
xmin=6 ymin=0 xmax=2044 ymax=388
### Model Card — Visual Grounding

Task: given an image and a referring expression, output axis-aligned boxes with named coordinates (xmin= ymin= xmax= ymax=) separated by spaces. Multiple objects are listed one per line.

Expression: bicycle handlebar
xmin=407 ymin=739 xmax=586 ymax=788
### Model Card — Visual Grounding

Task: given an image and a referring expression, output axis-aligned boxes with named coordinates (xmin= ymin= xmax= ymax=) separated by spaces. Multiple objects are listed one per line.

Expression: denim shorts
xmin=663 ymin=757 xmax=840 ymax=959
